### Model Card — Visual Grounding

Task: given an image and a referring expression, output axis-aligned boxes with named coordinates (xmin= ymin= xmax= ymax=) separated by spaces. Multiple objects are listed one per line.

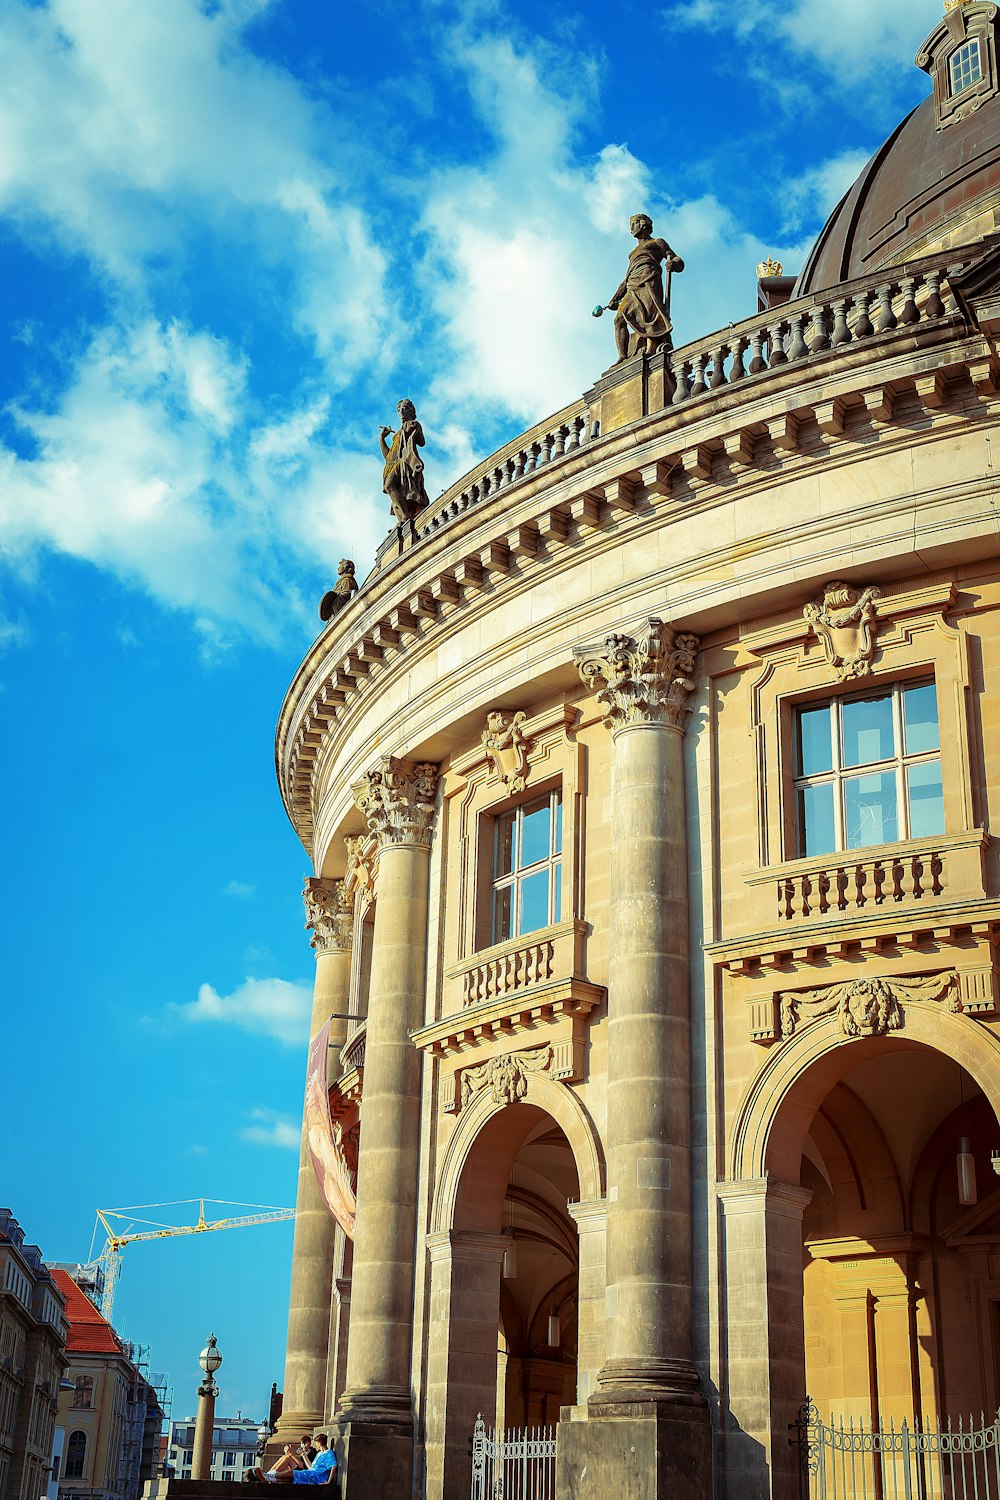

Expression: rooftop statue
xmin=319 ymin=559 xmax=359 ymax=622
xmin=380 ymin=398 xmax=429 ymax=524
xmin=606 ymin=213 xmax=684 ymax=363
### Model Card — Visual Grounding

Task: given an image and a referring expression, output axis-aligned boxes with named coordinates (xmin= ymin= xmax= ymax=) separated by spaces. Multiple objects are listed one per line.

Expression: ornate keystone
xmin=460 ymin=1045 xmax=553 ymax=1108
xmin=303 ymin=877 xmax=353 ymax=953
xmin=779 ymin=972 xmax=961 ymax=1041
xmin=804 ymin=581 xmax=881 ymax=680
xmin=352 ymin=756 xmax=439 ymax=848
xmin=574 ymin=618 xmax=700 ymax=731
xmin=482 ymin=710 xmax=529 ymax=792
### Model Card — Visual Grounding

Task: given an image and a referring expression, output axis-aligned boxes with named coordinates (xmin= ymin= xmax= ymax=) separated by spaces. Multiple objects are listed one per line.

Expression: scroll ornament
xmin=303 ymin=877 xmax=353 ymax=952
xmin=353 ymin=756 xmax=439 ymax=848
xmin=780 ymin=972 xmax=961 ymax=1042
xmin=803 ymin=581 xmax=881 ymax=680
xmin=483 ymin=710 xmax=529 ymax=792
xmin=461 ymin=1045 xmax=553 ymax=1109
xmin=574 ymin=618 xmax=700 ymax=731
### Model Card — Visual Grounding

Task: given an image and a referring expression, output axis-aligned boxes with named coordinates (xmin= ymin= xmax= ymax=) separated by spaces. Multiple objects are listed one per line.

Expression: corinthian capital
xmin=352 ymin=756 xmax=439 ymax=848
xmin=574 ymin=618 xmax=700 ymax=732
xmin=303 ymin=877 xmax=353 ymax=953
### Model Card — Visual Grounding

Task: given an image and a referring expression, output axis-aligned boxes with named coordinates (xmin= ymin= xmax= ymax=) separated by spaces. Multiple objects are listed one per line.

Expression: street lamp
xmin=192 ymin=1335 xmax=222 ymax=1482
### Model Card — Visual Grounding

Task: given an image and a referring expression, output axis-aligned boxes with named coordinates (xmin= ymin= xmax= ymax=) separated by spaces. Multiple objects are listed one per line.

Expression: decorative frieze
xmin=779 ymin=971 xmax=961 ymax=1041
xmin=574 ymin=618 xmax=700 ymax=732
xmin=352 ymin=756 xmax=439 ymax=848
xmin=460 ymin=1045 xmax=553 ymax=1108
xmin=482 ymin=710 xmax=529 ymax=792
xmin=803 ymin=580 xmax=882 ymax=680
xmin=303 ymin=877 xmax=353 ymax=953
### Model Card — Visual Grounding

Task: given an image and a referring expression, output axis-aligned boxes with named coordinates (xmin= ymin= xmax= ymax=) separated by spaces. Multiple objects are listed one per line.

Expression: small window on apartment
xmin=71 ymin=1376 xmax=94 ymax=1410
xmin=491 ymin=788 xmax=562 ymax=943
xmin=793 ymin=681 xmax=943 ymax=857
xmin=65 ymin=1432 xmax=87 ymax=1479
xmin=184 ymin=1450 xmax=194 ymax=1466
xmin=950 ymin=38 xmax=983 ymax=95
xmin=224 ymin=1452 xmax=237 ymax=1466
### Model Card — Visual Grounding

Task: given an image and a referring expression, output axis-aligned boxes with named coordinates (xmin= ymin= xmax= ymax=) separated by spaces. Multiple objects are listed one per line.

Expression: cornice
xmin=276 ymin=298 xmax=996 ymax=854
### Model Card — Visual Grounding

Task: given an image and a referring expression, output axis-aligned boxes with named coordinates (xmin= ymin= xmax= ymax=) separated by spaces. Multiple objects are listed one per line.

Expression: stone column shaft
xmin=276 ymin=878 xmax=353 ymax=1444
xmin=192 ymin=1380 xmax=217 ymax=1481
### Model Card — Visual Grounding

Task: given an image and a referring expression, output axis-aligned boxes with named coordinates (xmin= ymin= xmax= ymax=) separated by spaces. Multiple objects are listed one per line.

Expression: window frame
xmin=792 ymin=679 xmax=943 ymax=857
xmin=950 ymin=37 xmax=984 ymax=95
xmin=489 ymin=786 xmax=563 ymax=945
xmin=65 ymin=1431 xmax=87 ymax=1480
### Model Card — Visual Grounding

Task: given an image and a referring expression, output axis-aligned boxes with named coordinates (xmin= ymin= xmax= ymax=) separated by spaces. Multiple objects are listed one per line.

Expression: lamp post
xmin=192 ymin=1335 xmax=222 ymax=1482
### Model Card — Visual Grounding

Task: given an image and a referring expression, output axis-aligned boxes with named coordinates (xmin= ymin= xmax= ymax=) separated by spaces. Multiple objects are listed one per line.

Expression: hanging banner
xmin=304 ymin=1020 xmax=357 ymax=1239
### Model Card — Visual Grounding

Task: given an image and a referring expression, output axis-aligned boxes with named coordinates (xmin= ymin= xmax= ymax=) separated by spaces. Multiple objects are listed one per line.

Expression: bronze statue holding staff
xmin=596 ymin=213 xmax=684 ymax=362
xmin=380 ymin=398 xmax=429 ymax=524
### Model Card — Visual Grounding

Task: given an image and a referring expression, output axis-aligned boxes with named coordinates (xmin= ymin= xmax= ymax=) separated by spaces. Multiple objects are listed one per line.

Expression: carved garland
xmin=779 ymin=972 xmax=962 ymax=1042
xmin=803 ymin=581 xmax=882 ymax=680
xmin=574 ymin=618 xmax=701 ymax=731
xmin=303 ymin=876 xmax=353 ymax=953
xmin=353 ymin=756 xmax=439 ymax=848
xmin=460 ymin=1045 xmax=553 ymax=1108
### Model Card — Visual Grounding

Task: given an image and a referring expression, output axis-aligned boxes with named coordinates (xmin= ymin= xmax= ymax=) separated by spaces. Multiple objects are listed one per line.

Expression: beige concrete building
xmin=273 ymin=7 xmax=1000 ymax=1497
xmin=0 ymin=1212 xmax=68 ymax=1500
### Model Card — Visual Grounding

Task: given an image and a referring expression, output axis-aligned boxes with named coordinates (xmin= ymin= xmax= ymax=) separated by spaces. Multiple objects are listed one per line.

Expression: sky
xmin=0 ymin=0 xmax=945 ymax=1424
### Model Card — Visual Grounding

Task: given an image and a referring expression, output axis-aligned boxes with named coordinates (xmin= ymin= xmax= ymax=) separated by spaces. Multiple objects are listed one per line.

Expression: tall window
xmin=71 ymin=1376 xmax=94 ymax=1409
xmin=491 ymin=789 xmax=562 ymax=943
xmin=65 ymin=1431 xmax=87 ymax=1479
xmin=794 ymin=681 xmax=943 ymax=856
xmin=950 ymin=38 xmax=983 ymax=95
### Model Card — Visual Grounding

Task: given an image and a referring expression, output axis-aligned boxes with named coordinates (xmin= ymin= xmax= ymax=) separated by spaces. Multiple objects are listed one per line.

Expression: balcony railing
xmin=340 ymin=1022 xmax=366 ymax=1075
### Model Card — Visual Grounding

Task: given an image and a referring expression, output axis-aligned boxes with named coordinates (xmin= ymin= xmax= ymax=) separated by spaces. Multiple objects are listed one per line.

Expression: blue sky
xmin=1 ymin=0 xmax=943 ymax=1422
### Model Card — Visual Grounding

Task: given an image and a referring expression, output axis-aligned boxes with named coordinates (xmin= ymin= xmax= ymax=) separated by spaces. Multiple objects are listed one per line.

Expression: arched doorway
xmin=724 ymin=1009 xmax=1000 ymax=1500
xmin=425 ymin=1077 xmax=604 ymax=1500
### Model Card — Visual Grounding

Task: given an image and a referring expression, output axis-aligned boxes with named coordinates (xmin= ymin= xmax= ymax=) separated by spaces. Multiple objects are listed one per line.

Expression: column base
xmin=590 ymin=1356 xmax=703 ymax=1409
xmin=558 ymin=1391 xmax=712 ymax=1500
xmin=329 ymin=1412 xmax=414 ymax=1500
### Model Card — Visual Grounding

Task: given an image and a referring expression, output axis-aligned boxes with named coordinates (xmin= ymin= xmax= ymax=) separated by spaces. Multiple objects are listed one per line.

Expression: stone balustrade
xmin=461 ymin=934 xmax=557 ymax=1006
xmin=340 ymin=1022 xmax=367 ymax=1075
xmin=775 ymin=850 xmax=944 ymax=921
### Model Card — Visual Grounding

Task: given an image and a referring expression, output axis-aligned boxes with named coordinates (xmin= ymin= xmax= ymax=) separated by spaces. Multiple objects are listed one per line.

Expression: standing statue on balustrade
xmin=380 ymin=398 xmax=429 ymax=524
xmin=606 ymin=214 xmax=684 ymax=363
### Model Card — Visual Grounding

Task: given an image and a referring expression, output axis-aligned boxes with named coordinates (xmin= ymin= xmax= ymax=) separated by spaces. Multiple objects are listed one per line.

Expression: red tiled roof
xmin=50 ymin=1269 xmax=122 ymax=1355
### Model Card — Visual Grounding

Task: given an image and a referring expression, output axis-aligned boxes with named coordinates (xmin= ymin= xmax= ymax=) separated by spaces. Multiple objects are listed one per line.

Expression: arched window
xmin=65 ymin=1431 xmax=87 ymax=1479
xmin=950 ymin=37 xmax=983 ymax=95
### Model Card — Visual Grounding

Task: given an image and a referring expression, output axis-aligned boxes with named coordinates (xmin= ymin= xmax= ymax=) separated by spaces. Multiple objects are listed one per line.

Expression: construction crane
xmin=88 ymin=1199 xmax=296 ymax=1324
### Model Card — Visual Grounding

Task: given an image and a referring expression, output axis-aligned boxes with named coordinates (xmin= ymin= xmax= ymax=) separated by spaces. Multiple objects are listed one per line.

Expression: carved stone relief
xmin=460 ymin=1045 xmax=553 ymax=1108
xmin=482 ymin=710 xmax=529 ymax=792
xmin=574 ymin=617 xmax=701 ymax=731
xmin=353 ymin=756 xmax=439 ymax=848
xmin=303 ymin=876 xmax=353 ymax=953
xmin=779 ymin=971 xmax=961 ymax=1041
xmin=803 ymin=581 xmax=882 ymax=680
xmin=344 ymin=835 xmax=374 ymax=899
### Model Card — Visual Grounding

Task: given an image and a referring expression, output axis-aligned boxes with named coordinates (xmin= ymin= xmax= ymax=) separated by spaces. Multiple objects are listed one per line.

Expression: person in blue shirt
xmin=252 ymin=1434 xmax=336 ymax=1486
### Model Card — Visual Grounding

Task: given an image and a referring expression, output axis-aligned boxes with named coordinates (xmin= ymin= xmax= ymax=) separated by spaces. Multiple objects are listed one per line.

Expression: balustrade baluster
xmin=564 ymin=419 xmax=579 ymax=452
xmin=817 ymin=870 xmax=830 ymax=914
xmin=891 ymin=858 xmax=904 ymax=901
xmin=689 ymin=353 xmax=708 ymax=396
xmin=854 ymin=289 xmax=875 ymax=339
xmin=552 ymin=425 xmax=567 ymax=458
xmin=836 ymin=868 xmax=848 ymax=910
xmin=912 ymin=856 xmax=924 ymax=899
xmin=539 ymin=433 xmax=553 ymax=465
xmin=899 ymin=276 xmax=919 ymax=325
xmin=831 ymin=299 xmax=852 ymax=347
xmin=768 ymin=319 xmax=788 ymax=365
xmin=924 ymin=269 xmax=945 ymax=319
xmin=710 ymin=344 xmax=728 ymax=389
xmin=729 ymin=335 xmax=747 ymax=381
xmin=873 ymin=862 xmax=885 ymax=904
xmin=787 ymin=312 xmax=808 ymax=361
xmin=876 ymin=283 xmax=897 ymax=333
xmin=931 ymin=853 xmax=943 ymax=895
xmin=749 ymin=328 xmax=767 ymax=375
xmin=672 ymin=359 xmax=692 ymax=403
xmin=808 ymin=305 xmax=831 ymax=352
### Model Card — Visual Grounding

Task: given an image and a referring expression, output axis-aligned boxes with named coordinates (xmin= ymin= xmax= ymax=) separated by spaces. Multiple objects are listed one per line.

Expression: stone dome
xmin=796 ymin=3 xmax=1000 ymax=296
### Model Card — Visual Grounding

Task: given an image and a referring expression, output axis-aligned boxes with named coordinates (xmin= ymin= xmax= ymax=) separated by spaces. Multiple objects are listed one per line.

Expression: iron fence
xmin=793 ymin=1398 xmax=1000 ymax=1500
xmin=470 ymin=1414 xmax=557 ymax=1500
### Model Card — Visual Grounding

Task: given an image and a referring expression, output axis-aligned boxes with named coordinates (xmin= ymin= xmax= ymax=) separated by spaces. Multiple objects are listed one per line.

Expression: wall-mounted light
xmin=502 ymin=1234 xmax=518 ymax=1280
xmin=547 ymin=1307 xmax=560 ymax=1349
xmin=957 ymin=1137 xmax=978 ymax=1206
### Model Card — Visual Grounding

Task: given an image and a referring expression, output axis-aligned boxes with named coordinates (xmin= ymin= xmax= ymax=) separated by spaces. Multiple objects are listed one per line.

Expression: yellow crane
xmin=89 ymin=1200 xmax=296 ymax=1324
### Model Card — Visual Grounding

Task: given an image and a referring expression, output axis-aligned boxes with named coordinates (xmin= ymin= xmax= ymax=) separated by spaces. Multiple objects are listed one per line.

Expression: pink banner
xmin=304 ymin=1020 xmax=357 ymax=1239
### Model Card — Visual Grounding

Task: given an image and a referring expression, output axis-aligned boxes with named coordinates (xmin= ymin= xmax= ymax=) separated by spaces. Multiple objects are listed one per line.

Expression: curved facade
xmin=273 ymin=18 xmax=1000 ymax=1500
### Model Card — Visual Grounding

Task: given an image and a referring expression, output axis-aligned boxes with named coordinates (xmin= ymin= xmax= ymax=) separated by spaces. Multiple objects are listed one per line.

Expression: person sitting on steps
xmin=251 ymin=1433 xmax=336 ymax=1486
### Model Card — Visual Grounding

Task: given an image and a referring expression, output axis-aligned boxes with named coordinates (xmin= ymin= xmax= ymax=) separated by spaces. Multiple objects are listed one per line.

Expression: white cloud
xmin=669 ymin=0 xmax=943 ymax=80
xmin=779 ymin=150 xmax=873 ymax=235
xmin=240 ymin=1108 xmax=300 ymax=1150
xmin=224 ymin=880 xmax=256 ymax=899
xmin=172 ymin=975 xmax=313 ymax=1046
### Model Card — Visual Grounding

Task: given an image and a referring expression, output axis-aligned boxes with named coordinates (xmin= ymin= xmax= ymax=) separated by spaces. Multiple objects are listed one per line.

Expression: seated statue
xmin=608 ymin=214 xmax=684 ymax=362
xmin=380 ymin=399 xmax=429 ymax=523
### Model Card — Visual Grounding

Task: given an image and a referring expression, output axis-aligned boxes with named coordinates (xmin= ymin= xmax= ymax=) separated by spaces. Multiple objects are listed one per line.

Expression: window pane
xmin=907 ymin=760 xmax=944 ymax=838
xmin=494 ymin=810 xmax=515 ymax=878
xmin=492 ymin=884 xmax=513 ymax=944
xmin=903 ymin=682 xmax=940 ymax=755
xmin=844 ymin=771 xmax=898 ymax=848
xmin=842 ymin=694 xmax=894 ymax=767
xmin=520 ymin=796 xmax=551 ymax=868
xmin=553 ymin=793 xmax=563 ymax=854
xmin=797 ymin=782 xmax=836 ymax=856
xmin=553 ymin=862 xmax=562 ymax=923
xmin=796 ymin=704 xmax=833 ymax=776
xmin=518 ymin=869 xmax=551 ymax=936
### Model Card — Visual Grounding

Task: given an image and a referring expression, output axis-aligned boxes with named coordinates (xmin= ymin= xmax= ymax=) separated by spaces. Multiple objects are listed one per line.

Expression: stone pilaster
xmin=567 ymin=1198 xmax=608 ymax=1405
xmin=558 ymin=621 xmax=710 ymax=1500
xmin=332 ymin=757 xmax=438 ymax=1500
xmin=274 ymin=877 xmax=353 ymax=1448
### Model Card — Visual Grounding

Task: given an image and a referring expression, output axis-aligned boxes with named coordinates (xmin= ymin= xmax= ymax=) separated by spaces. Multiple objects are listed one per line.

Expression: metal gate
xmin=470 ymin=1413 xmax=557 ymax=1500
xmin=794 ymin=1398 xmax=1000 ymax=1500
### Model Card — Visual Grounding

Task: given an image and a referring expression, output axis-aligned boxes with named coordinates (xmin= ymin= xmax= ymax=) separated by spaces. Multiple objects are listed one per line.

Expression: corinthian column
xmin=275 ymin=877 xmax=354 ymax=1446
xmin=333 ymin=757 xmax=438 ymax=1498
xmin=558 ymin=620 xmax=710 ymax=1499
